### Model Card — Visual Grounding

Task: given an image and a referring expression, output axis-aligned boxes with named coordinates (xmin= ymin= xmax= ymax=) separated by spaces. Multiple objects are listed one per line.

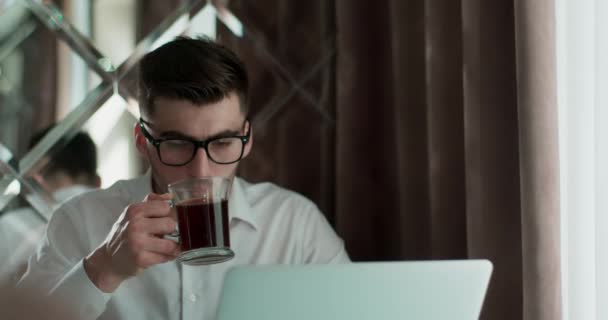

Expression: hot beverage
xmin=175 ymin=199 xmax=230 ymax=252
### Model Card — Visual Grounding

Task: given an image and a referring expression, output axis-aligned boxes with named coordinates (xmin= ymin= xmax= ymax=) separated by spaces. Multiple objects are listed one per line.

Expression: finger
xmin=141 ymin=236 xmax=181 ymax=256
xmin=136 ymin=201 xmax=172 ymax=218
xmin=140 ymin=217 xmax=177 ymax=236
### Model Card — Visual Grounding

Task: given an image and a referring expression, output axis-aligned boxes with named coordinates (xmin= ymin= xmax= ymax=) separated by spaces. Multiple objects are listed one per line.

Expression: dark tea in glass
xmin=176 ymin=199 xmax=230 ymax=251
xmin=169 ymin=177 xmax=234 ymax=265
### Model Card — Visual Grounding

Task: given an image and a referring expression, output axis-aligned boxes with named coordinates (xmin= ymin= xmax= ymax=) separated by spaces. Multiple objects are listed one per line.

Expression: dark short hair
xmin=29 ymin=127 xmax=98 ymax=181
xmin=138 ymin=36 xmax=249 ymax=115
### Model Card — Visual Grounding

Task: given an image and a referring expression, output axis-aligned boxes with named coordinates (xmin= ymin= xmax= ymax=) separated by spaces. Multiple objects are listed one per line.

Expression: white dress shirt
xmin=19 ymin=173 xmax=350 ymax=320
xmin=0 ymin=185 xmax=94 ymax=283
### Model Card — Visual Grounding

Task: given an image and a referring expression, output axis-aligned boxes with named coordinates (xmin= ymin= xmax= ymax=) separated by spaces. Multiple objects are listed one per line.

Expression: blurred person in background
xmin=0 ymin=127 xmax=100 ymax=283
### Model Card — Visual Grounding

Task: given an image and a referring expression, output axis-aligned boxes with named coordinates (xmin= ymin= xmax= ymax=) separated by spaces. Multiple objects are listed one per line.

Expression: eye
xmin=210 ymin=138 xmax=236 ymax=147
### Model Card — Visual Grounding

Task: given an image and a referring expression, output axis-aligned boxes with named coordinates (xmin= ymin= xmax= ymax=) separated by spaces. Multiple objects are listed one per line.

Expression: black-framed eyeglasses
xmin=139 ymin=118 xmax=250 ymax=166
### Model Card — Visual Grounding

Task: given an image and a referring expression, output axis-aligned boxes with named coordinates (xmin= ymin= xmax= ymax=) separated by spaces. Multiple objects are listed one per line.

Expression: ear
xmin=134 ymin=122 xmax=149 ymax=158
xmin=241 ymin=121 xmax=254 ymax=159
xmin=93 ymin=174 xmax=102 ymax=188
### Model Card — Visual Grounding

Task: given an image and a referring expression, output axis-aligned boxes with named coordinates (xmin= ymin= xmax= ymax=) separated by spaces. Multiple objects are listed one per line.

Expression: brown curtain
xmin=336 ymin=1 xmax=561 ymax=320
xmin=514 ymin=1 xmax=561 ymax=319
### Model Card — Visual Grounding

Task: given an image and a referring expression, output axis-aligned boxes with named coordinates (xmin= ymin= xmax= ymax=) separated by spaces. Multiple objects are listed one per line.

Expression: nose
xmin=187 ymin=147 xmax=212 ymax=178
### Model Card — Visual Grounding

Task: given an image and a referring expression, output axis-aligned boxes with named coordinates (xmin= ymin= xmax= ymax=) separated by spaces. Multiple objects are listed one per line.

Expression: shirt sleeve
xmin=300 ymin=202 xmax=351 ymax=264
xmin=50 ymin=259 xmax=112 ymax=318
xmin=0 ymin=209 xmax=49 ymax=285
xmin=17 ymin=203 xmax=111 ymax=320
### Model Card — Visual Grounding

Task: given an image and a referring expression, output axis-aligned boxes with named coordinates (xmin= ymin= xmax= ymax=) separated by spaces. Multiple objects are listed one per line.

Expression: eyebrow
xmin=158 ymin=129 xmax=242 ymax=141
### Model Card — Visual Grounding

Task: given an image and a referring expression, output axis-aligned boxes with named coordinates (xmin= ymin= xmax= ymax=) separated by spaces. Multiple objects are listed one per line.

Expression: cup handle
xmin=164 ymin=199 xmax=180 ymax=241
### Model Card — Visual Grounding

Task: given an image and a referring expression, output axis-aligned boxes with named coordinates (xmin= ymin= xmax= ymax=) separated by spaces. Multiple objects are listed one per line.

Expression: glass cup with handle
xmin=168 ymin=176 xmax=234 ymax=265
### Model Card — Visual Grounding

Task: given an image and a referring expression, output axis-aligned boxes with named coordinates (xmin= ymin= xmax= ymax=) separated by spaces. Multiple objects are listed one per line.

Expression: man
xmin=0 ymin=128 xmax=100 ymax=283
xmin=19 ymin=37 xmax=349 ymax=320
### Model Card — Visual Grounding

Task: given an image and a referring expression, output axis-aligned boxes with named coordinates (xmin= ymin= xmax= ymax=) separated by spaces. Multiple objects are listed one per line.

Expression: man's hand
xmin=83 ymin=193 xmax=180 ymax=293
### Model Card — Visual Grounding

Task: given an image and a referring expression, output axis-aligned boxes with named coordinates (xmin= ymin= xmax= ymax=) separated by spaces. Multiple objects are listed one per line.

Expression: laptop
xmin=216 ymin=260 xmax=493 ymax=320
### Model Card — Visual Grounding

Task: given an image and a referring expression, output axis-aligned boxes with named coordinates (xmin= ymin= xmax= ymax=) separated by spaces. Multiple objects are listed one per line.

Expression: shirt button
xmin=189 ymin=293 xmax=198 ymax=302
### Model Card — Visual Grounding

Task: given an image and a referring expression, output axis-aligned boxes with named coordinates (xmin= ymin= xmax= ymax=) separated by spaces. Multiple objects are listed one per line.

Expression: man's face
xmin=135 ymin=92 xmax=252 ymax=193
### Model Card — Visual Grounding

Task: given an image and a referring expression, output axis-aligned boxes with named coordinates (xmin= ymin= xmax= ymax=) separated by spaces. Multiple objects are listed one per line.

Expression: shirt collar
xmin=53 ymin=185 xmax=95 ymax=202
xmin=131 ymin=171 xmax=258 ymax=231
xmin=229 ymin=177 xmax=258 ymax=231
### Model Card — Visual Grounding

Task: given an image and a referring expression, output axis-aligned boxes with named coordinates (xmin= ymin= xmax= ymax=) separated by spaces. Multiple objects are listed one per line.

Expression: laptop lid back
xmin=217 ymin=260 xmax=492 ymax=320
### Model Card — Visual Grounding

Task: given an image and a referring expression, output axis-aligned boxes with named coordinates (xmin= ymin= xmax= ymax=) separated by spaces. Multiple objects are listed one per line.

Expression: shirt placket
xmin=181 ymin=264 xmax=207 ymax=320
